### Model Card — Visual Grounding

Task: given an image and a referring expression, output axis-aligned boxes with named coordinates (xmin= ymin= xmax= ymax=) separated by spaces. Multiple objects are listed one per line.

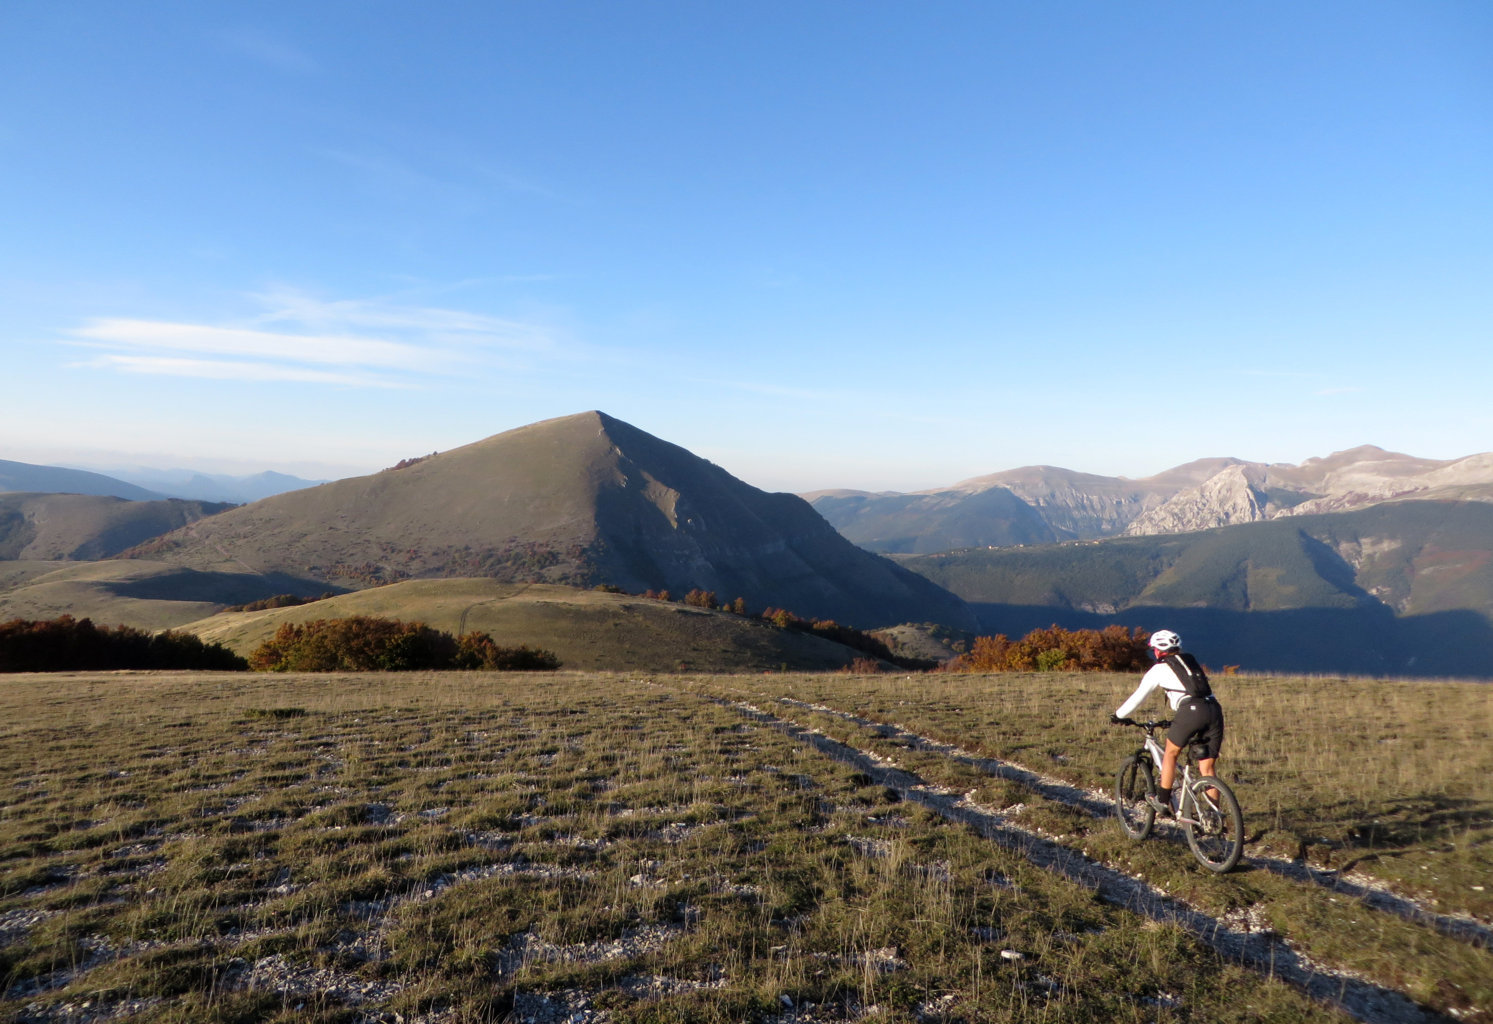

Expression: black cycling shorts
xmin=1168 ymin=696 xmax=1224 ymax=760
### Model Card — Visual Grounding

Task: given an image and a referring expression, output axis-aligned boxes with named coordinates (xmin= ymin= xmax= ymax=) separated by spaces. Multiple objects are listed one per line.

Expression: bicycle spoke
xmin=1183 ymin=776 xmax=1244 ymax=872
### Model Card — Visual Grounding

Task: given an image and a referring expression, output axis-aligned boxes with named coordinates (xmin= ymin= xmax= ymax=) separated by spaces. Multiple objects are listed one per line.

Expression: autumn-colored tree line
xmin=619 ymin=585 xmax=920 ymax=667
xmin=3 ymin=611 xmax=1151 ymax=676
xmin=0 ymin=616 xmax=247 ymax=672
xmin=248 ymin=617 xmax=560 ymax=672
xmin=942 ymin=624 xmax=1151 ymax=673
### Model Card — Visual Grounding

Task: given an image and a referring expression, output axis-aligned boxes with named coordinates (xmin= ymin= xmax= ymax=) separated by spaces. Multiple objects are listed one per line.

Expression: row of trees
xmin=0 ymin=616 xmax=247 ymax=672
xmin=3 ymin=609 xmax=1147 ymax=677
xmin=248 ymin=616 xmax=561 ymax=673
xmin=0 ymin=614 xmax=560 ymax=674
xmin=224 ymin=593 xmax=330 ymax=613
xmin=615 ymin=585 xmax=929 ymax=669
xmin=942 ymin=625 xmax=1152 ymax=673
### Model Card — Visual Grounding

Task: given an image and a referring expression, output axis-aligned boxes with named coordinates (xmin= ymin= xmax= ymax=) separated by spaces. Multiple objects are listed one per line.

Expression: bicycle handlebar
xmin=1111 ymin=716 xmax=1172 ymax=730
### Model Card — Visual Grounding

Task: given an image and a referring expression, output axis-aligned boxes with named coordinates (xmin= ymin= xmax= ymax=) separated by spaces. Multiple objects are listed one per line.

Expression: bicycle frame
xmin=1137 ymin=726 xmax=1214 ymax=824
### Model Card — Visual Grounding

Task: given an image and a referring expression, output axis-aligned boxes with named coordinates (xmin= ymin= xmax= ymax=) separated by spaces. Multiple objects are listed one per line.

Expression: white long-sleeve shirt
xmin=1116 ymin=661 xmax=1191 ymax=719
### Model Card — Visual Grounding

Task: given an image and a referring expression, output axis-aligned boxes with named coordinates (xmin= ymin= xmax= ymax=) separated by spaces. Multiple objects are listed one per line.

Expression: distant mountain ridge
xmin=0 ymin=459 xmax=165 ymax=502
xmin=124 ymin=411 xmax=976 ymax=631
xmin=897 ymin=500 xmax=1493 ymax=677
xmin=1 ymin=459 xmax=320 ymax=504
xmin=95 ymin=467 xmax=324 ymax=503
xmin=7 ymin=424 xmax=1493 ymax=677
xmin=808 ymin=445 xmax=1493 ymax=552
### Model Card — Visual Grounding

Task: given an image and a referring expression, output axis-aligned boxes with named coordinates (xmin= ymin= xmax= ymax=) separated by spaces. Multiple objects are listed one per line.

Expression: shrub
xmin=453 ymin=632 xmax=562 ymax=671
xmin=944 ymin=624 xmax=1149 ymax=673
xmin=1035 ymin=649 xmax=1071 ymax=672
xmin=247 ymin=617 xmax=559 ymax=673
xmin=758 ymin=607 xmax=929 ymax=669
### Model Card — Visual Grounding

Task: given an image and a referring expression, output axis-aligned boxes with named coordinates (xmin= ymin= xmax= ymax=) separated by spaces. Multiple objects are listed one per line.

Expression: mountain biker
xmin=1110 ymin=629 xmax=1223 ymax=816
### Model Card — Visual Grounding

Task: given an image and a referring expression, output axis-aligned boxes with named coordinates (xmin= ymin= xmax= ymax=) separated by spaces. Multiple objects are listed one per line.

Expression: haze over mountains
xmin=0 ymin=459 xmax=166 ymax=502
xmin=99 ymin=467 xmax=324 ymax=504
xmin=0 ymin=459 xmax=321 ymax=504
xmin=4 ymin=414 xmax=1492 ymax=677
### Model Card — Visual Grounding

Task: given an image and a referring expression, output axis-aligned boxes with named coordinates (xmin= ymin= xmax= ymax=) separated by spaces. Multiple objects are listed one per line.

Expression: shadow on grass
xmin=106 ymin=569 xmax=342 ymax=605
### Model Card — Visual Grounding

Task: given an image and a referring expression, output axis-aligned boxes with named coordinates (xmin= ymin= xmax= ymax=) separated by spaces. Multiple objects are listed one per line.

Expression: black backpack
xmin=1165 ymin=652 xmax=1213 ymax=699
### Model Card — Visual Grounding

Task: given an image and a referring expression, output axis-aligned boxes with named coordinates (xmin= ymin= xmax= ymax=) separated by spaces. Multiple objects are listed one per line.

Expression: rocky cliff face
xmin=1123 ymin=466 xmax=1269 ymax=536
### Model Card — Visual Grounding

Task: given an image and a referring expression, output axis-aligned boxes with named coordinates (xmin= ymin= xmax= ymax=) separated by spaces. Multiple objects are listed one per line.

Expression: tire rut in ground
xmin=775 ymin=697 xmax=1493 ymax=951
xmin=723 ymin=698 xmax=1453 ymax=1024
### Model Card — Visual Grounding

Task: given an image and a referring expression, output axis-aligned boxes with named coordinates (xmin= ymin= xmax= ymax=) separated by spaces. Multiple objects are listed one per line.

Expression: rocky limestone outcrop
xmin=1123 ymin=466 xmax=1269 ymax=536
xmin=1278 ymin=451 xmax=1493 ymax=518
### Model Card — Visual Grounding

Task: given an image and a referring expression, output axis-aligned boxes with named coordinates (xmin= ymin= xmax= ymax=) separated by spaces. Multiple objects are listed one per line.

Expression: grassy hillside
xmin=809 ymin=486 xmax=1057 ymax=553
xmin=0 ymin=560 xmax=330 ymax=633
xmin=180 ymin=579 xmax=878 ymax=673
xmin=0 ymin=493 xmax=231 ymax=560
xmin=131 ymin=411 xmax=975 ymax=631
xmin=0 ymin=669 xmax=1485 ymax=1022
xmin=901 ymin=519 xmax=1379 ymax=613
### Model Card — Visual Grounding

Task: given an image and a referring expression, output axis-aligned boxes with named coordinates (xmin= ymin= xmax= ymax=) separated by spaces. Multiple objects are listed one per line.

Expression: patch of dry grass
xmin=0 ymin=668 xmax=1484 ymax=1022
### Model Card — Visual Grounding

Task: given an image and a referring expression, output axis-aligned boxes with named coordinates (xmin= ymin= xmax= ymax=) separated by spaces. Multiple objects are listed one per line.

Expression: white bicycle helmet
xmin=1149 ymin=629 xmax=1181 ymax=654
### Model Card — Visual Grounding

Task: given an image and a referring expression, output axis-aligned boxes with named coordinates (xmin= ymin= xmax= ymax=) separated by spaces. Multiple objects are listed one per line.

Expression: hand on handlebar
xmin=1110 ymin=714 xmax=1134 ymax=726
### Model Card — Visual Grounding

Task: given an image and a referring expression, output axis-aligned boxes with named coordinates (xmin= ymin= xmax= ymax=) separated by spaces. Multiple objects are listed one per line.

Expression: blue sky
xmin=3 ymin=2 xmax=1490 ymax=493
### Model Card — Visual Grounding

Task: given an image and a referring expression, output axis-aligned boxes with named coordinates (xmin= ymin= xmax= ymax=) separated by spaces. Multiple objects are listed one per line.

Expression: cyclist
xmin=1111 ymin=629 xmax=1224 ymax=816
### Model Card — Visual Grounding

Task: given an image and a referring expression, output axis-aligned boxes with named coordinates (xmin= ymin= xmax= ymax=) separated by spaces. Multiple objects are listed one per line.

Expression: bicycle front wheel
xmin=1183 ymin=775 xmax=1244 ymax=873
xmin=1115 ymin=756 xmax=1155 ymax=840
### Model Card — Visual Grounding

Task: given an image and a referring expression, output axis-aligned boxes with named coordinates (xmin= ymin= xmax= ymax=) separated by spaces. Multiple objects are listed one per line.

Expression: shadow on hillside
xmin=107 ymin=569 xmax=341 ymax=606
xmin=967 ymin=603 xmax=1493 ymax=679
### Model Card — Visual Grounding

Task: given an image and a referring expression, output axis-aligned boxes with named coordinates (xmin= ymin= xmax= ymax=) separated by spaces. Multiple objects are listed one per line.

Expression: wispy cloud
xmin=80 ymin=355 xmax=405 ymax=388
xmin=74 ymin=320 xmax=429 ymax=369
xmin=222 ymin=28 xmax=318 ymax=75
xmin=63 ymin=289 xmax=565 ymax=388
xmin=250 ymin=288 xmax=554 ymax=352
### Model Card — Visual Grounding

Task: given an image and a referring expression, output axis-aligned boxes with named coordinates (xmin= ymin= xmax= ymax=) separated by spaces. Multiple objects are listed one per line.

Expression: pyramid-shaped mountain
xmin=133 ymin=411 xmax=975 ymax=630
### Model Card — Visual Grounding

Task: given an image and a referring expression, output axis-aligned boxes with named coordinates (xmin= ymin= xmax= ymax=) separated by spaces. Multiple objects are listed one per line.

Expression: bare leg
xmin=1161 ymin=740 xmax=1181 ymax=790
xmin=1197 ymin=756 xmax=1219 ymax=802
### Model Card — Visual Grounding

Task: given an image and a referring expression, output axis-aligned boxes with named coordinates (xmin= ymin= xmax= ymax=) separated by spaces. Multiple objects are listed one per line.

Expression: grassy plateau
xmin=0 ymin=668 xmax=1487 ymax=1023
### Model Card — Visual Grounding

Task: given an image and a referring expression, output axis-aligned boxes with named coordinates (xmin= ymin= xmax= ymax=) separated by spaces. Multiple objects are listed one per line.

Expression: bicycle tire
xmin=1115 ymin=756 xmax=1155 ymax=840
xmin=1183 ymin=774 xmax=1244 ymax=873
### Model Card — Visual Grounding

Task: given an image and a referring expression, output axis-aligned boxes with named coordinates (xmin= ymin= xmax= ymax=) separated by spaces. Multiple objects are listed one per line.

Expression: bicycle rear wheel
xmin=1183 ymin=775 xmax=1244 ymax=872
xmin=1115 ymin=756 xmax=1156 ymax=839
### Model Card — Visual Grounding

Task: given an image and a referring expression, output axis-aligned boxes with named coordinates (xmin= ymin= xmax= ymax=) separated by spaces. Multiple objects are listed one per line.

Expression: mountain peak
xmin=131 ymin=411 xmax=973 ymax=629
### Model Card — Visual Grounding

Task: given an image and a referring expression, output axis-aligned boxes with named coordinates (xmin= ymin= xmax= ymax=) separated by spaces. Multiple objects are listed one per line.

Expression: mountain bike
xmin=1113 ymin=717 xmax=1244 ymax=873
